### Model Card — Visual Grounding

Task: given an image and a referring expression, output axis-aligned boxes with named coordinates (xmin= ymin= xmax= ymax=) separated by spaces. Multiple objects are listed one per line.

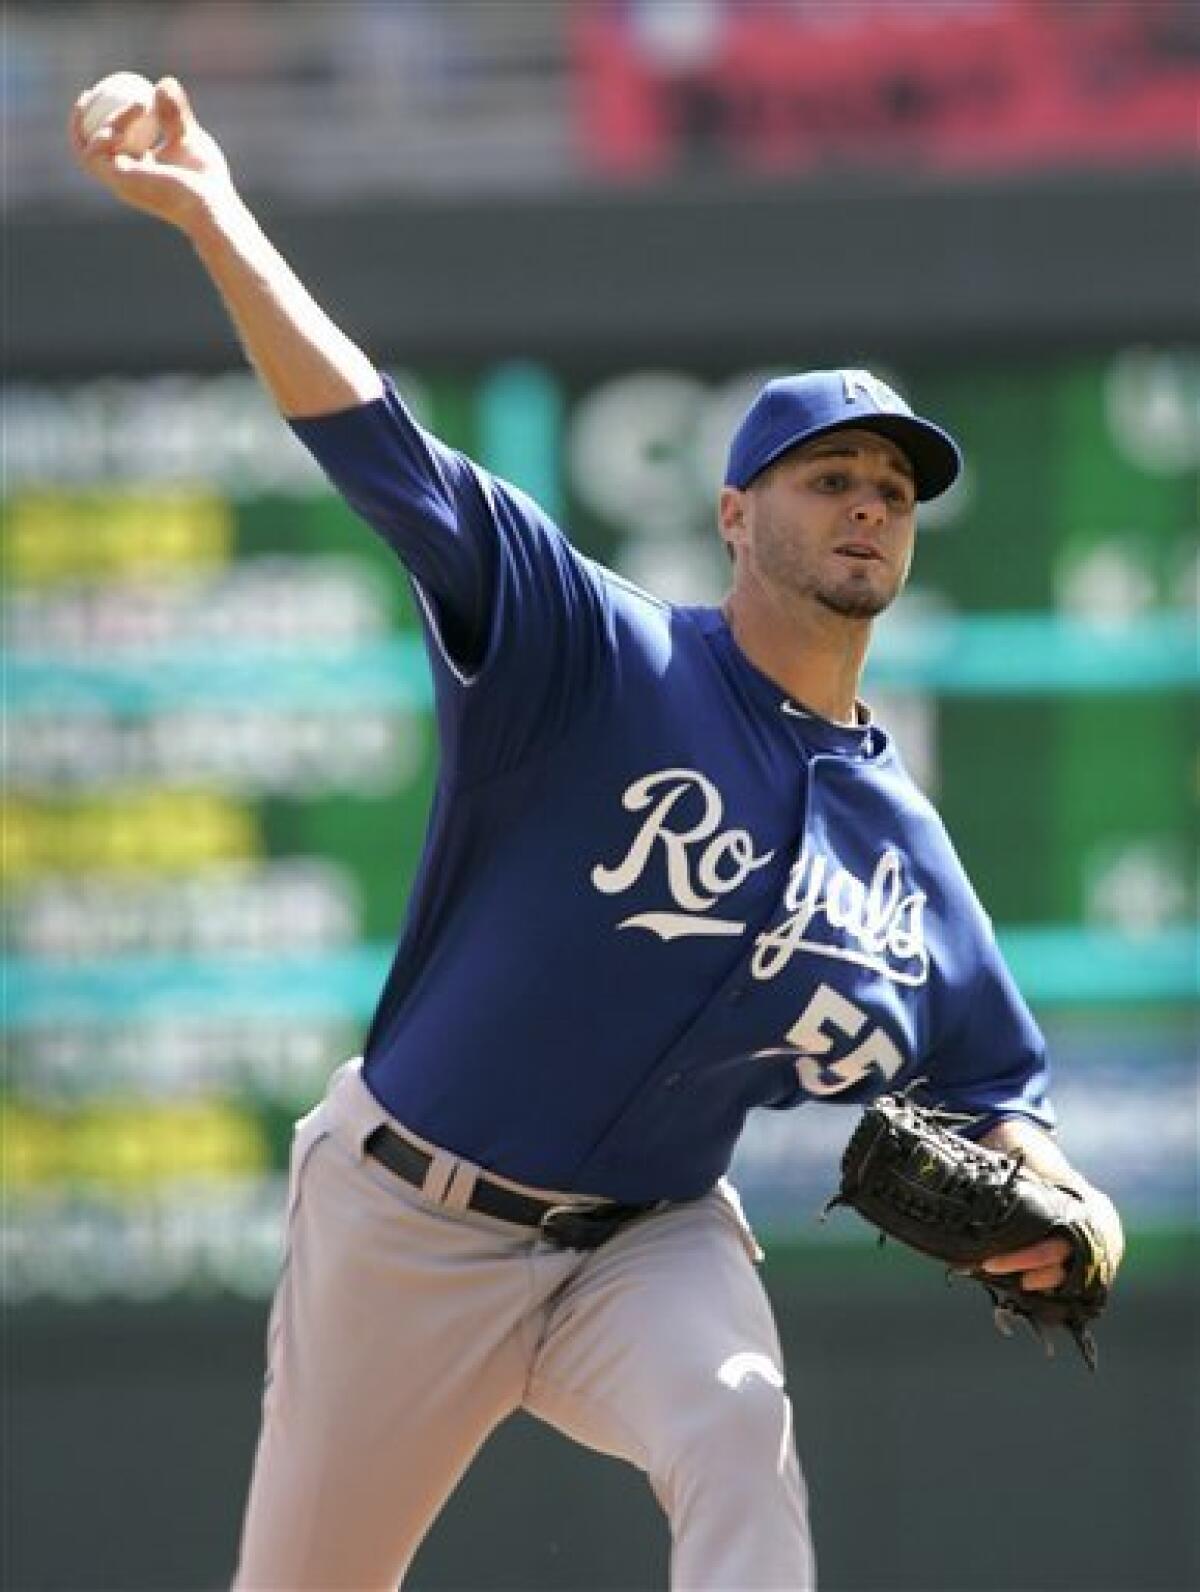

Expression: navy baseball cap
xmin=725 ymin=369 xmax=962 ymax=502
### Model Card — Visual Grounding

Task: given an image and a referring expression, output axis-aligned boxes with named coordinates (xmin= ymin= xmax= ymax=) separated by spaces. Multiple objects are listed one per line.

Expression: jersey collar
xmin=689 ymin=606 xmax=890 ymax=761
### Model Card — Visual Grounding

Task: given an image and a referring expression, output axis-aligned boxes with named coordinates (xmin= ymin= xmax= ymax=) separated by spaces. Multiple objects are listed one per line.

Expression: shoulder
xmin=861 ymin=736 xmax=945 ymax=829
xmin=592 ymin=561 xmax=674 ymax=617
xmin=860 ymin=742 xmax=987 ymax=900
xmin=592 ymin=561 xmax=682 ymax=650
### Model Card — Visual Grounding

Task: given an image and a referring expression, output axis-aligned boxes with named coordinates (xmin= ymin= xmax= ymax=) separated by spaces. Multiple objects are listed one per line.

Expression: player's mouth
xmin=833 ymin=540 xmax=885 ymax=562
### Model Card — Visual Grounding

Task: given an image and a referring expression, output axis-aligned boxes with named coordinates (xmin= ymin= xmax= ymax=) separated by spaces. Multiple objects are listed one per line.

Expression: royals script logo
xmin=590 ymin=768 xmax=929 ymax=987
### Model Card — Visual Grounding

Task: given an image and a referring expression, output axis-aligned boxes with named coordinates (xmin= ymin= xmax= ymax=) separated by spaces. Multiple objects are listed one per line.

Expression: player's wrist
xmin=183 ymin=186 xmax=252 ymax=247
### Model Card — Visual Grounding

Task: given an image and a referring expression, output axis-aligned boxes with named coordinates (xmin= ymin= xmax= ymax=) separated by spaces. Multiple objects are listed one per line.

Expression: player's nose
xmin=849 ymin=493 xmax=887 ymax=528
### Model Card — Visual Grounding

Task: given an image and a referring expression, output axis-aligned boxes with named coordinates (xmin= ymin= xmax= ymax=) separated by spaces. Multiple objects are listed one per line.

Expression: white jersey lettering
xmin=593 ymin=770 xmax=928 ymax=985
xmin=752 ymin=845 xmax=929 ymax=987
xmin=591 ymin=768 xmax=775 ymax=938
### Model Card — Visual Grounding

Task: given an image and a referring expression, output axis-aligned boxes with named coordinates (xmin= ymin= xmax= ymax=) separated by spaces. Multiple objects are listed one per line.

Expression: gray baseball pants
xmin=233 ymin=1059 xmax=814 ymax=1590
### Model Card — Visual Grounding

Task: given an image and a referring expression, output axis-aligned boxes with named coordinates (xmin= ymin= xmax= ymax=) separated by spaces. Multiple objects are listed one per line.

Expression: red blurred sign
xmin=573 ymin=0 xmax=1200 ymax=179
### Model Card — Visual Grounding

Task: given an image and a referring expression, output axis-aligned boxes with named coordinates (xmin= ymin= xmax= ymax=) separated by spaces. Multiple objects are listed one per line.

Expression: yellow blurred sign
xmin=3 ymin=1099 xmax=269 ymax=1192
xmin=2 ymin=491 xmax=232 ymax=582
xmin=2 ymin=792 xmax=259 ymax=876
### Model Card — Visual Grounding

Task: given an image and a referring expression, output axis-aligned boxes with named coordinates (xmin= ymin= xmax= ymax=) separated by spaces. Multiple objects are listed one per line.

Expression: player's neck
xmin=721 ymin=587 xmax=871 ymax=727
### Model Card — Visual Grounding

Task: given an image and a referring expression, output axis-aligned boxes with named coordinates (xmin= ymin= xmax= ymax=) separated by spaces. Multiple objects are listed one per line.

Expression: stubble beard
xmin=762 ymin=539 xmax=904 ymax=621
xmin=813 ymin=574 xmax=898 ymax=620
xmin=749 ymin=501 xmax=911 ymax=622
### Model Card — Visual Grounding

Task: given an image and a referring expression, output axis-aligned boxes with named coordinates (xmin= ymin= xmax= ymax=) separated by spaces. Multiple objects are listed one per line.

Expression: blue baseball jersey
xmin=290 ymin=379 xmax=1054 ymax=1203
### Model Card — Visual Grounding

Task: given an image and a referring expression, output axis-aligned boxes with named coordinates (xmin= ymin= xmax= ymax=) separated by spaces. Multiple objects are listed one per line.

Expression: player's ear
xmin=719 ymin=487 xmax=748 ymax=535
xmin=718 ymin=487 xmax=749 ymax=563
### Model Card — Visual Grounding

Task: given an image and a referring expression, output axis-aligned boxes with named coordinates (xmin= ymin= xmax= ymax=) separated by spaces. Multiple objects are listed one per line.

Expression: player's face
xmin=724 ymin=430 xmax=918 ymax=620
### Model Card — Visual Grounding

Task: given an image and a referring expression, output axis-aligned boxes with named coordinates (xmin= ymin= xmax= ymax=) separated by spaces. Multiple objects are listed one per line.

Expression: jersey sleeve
xmin=920 ymin=917 xmax=1056 ymax=1136
xmin=288 ymin=375 xmax=612 ymax=782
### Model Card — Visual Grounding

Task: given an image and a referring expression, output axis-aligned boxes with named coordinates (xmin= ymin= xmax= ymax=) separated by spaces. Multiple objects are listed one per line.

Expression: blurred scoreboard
xmin=3 ymin=348 xmax=1196 ymax=1301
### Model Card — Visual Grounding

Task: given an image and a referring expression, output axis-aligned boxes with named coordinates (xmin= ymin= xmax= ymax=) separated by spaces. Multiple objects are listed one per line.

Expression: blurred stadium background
xmin=4 ymin=3 xmax=1197 ymax=1589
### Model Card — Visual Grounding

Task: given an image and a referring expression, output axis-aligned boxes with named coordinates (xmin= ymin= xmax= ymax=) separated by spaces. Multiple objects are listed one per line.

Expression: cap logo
xmin=841 ymin=371 xmax=906 ymax=413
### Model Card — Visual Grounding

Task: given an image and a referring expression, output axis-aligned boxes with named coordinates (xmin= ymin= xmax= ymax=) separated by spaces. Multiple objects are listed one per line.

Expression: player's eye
xmin=811 ymin=472 xmax=848 ymax=492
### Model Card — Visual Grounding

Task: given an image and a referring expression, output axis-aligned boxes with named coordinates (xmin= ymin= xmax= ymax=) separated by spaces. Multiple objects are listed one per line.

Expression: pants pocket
xmin=263 ymin=1111 xmax=331 ymax=1400
xmin=284 ymin=1107 xmax=331 ymax=1227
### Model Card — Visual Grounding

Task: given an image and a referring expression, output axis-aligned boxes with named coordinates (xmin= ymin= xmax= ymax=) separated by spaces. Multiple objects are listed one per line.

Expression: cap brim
xmin=756 ymin=413 xmax=962 ymax=502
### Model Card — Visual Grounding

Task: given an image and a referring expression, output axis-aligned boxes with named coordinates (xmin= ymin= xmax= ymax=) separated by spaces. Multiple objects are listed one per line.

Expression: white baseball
xmin=79 ymin=71 xmax=161 ymax=155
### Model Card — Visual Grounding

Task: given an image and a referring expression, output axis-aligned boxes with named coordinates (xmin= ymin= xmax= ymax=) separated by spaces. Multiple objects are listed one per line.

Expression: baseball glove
xmin=826 ymin=1093 xmax=1115 ymax=1369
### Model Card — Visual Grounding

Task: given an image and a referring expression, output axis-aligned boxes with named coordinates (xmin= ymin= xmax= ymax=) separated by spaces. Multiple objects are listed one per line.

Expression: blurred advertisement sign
xmin=575 ymin=0 xmax=1200 ymax=178
xmin=2 ymin=351 xmax=1195 ymax=1304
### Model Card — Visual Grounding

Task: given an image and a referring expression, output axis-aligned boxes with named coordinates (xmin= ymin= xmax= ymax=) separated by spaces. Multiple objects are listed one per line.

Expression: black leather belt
xmin=363 ymin=1124 xmax=662 ymax=1250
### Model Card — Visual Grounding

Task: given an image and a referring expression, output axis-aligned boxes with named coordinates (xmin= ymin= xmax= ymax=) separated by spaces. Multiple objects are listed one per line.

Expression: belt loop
xmin=441 ymin=1162 xmax=479 ymax=1212
xmin=421 ymin=1150 xmax=457 ymax=1205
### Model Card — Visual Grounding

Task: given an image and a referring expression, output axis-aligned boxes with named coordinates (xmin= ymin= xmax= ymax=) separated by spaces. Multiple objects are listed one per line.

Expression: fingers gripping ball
xmin=79 ymin=71 xmax=161 ymax=155
xmin=826 ymin=1094 xmax=1115 ymax=1368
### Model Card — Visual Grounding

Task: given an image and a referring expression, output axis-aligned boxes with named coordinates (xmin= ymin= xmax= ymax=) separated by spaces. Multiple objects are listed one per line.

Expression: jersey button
xmin=727 ymin=986 xmax=746 ymax=1003
xmin=663 ymin=1072 xmax=683 ymax=1089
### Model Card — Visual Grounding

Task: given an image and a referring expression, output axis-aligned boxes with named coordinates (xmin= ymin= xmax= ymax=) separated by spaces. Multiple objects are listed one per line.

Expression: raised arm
xmin=67 ymin=74 xmax=617 ymax=773
xmin=68 ymin=76 xmax=382 ymax=418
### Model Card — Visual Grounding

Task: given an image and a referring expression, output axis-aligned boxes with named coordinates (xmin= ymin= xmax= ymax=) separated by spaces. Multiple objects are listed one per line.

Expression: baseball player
xmin=71 ymin=80 xmax=1124 ymax=1592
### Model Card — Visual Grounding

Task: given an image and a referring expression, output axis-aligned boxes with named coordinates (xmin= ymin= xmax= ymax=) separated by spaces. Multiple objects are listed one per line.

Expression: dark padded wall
xmin=8 ymin=1263 xmax=1198 ymax=1591
xmin=9 ymin=168 xmax=1198 ymax=375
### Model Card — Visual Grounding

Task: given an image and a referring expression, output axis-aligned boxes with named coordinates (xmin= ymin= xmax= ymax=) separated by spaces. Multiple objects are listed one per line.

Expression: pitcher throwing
xmin=71 ymin=76 xmax=1123 ymax=1592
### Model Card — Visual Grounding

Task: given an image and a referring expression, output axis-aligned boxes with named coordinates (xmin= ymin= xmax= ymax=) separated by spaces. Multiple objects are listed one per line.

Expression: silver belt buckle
xmin=539 ymin=1200 xmax=618 ymax=1250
